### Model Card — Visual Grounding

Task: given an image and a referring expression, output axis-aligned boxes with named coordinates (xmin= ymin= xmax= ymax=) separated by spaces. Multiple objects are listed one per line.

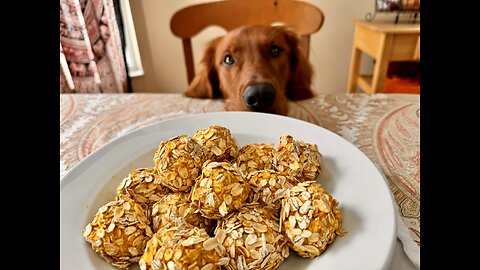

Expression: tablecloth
xmin=60 ymin=93 xmax=420 ymax=268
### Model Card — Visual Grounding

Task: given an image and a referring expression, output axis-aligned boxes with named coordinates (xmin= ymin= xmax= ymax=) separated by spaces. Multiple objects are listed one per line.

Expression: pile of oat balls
xmin=82 ymin=125 xmax=346 ymax=270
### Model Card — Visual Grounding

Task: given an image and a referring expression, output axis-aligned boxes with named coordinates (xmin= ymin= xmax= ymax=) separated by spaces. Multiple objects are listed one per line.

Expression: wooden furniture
xmin=170 ymin=0 xmax=324 ymax=84
xmin=347 ymin=19 xmax=420 ymax=94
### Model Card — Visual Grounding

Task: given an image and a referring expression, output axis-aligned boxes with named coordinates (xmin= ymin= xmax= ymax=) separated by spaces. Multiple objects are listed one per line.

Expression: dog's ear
xmin=183 ymin=37 xmax=222 ymax=98
xmin=283 ymin=29 xmax=315 ymax=100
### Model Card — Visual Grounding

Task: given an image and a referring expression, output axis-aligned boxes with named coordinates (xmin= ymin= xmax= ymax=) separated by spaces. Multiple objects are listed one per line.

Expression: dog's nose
xmin=242 ymin=83 xmax=276 ymax=111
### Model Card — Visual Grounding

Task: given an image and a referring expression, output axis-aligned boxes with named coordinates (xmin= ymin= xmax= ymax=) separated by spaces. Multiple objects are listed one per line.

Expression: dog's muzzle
xmin=242 ymin=83 xmax=276 ymax=112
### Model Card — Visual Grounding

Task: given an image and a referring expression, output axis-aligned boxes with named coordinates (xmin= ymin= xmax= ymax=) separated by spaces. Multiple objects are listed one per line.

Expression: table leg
xmin=347 ymin=47 xmax=362 ymax=93
xmin=371 ymin=35 xmax=394 ymax=93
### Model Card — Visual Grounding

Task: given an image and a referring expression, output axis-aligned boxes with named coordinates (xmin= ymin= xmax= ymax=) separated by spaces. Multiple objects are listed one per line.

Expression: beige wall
xmin=128 ymin=0 xmax=396 ymax=94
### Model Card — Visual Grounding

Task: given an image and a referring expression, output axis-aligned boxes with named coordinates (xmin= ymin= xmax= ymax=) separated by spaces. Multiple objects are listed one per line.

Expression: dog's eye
xmin=271 ymin=45 xmax=281 ymax=57
xmin=223 ymin=54 xmax=235 ymax=66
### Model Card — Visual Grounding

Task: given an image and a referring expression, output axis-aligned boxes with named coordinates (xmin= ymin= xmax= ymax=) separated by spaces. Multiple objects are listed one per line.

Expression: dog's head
xmin=184 ymin=25 xmax=314 ymax=115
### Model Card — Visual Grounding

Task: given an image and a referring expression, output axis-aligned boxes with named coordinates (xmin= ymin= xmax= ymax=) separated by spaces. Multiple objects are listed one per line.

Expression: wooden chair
xmin=170 ymin=0 xmax=324 ymax=84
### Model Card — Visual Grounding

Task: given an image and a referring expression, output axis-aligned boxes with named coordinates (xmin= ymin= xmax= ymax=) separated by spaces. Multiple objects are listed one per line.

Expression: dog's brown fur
xmin=184 ymin=25 xmax=314 ymax=115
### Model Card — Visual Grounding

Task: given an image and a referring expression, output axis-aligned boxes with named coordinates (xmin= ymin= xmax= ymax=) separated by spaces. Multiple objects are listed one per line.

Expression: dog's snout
xmin=242 ymin=83 xmax=276 ymax=111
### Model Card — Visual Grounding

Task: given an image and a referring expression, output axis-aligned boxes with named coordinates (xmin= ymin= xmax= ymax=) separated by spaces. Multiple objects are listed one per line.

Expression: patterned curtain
xmin=60 ymin=0 xmax=128 ymax=93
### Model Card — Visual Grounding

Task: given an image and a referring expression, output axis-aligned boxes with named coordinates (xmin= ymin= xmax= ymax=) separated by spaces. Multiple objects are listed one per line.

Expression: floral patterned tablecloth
xmin=60 ymin=93 xmax=420 ymax=267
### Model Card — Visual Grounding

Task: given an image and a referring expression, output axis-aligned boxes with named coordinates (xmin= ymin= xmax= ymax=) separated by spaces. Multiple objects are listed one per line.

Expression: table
xmin=60 ymin=93 xmax=419 ymax=269
xmin=347 ymin=19 xmax=420 ymax=94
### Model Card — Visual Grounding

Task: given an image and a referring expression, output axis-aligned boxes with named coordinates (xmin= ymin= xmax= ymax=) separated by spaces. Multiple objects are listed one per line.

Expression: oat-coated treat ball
xmin=151 ymin=192 xmax=214 ymax=233
xmin=82 ymin=198 xmax=153 ymax=269
xmin=273 ymin=135 xmax=323 ymax=182
xmin=236 ymin=143 xmax=275 ymax=177
xmin=115 ymin=167 xmax=170 ymax=209
xmin=214 ymin=204 xmax=289 ymax=270
xmin=83 ymin=126 xmax=345 ymax=269
xmin=139 ymin=222 xmax=224 ymax=270
xmin=192 ymin=125 xmax=239 ymax=162
xmin=153 ymin=135 xmax=206 ymax=192
xmin=190 ymin=161 xmax=251 ymax=219
xmin=279 ymin=181 xmax=345 ymax=258
xmin=247 ymin=169 xmax=298 ymax=211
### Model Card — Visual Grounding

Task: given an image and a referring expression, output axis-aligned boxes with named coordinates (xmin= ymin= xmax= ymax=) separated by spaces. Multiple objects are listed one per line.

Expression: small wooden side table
xmin=347 ymin=19 xmax=420 ymax=93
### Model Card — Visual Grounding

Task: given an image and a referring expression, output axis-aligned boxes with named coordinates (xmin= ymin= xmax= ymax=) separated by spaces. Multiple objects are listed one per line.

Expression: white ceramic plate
xmin=60 ymin=112 xmax=396 ymax=270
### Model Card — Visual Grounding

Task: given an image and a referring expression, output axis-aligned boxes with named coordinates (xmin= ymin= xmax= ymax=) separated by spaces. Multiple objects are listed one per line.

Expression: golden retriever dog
xmin=184 ymin=25 xmax=314 ymax=115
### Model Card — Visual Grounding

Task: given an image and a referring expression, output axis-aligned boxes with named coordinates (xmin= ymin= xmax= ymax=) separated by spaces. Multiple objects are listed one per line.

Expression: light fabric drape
xmin=60 ymin=0 xmax=127 ymax=93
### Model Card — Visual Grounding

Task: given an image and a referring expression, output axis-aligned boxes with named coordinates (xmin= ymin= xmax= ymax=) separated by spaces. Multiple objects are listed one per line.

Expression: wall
xmin=128 ymin=0 xmax=400 ymax=94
